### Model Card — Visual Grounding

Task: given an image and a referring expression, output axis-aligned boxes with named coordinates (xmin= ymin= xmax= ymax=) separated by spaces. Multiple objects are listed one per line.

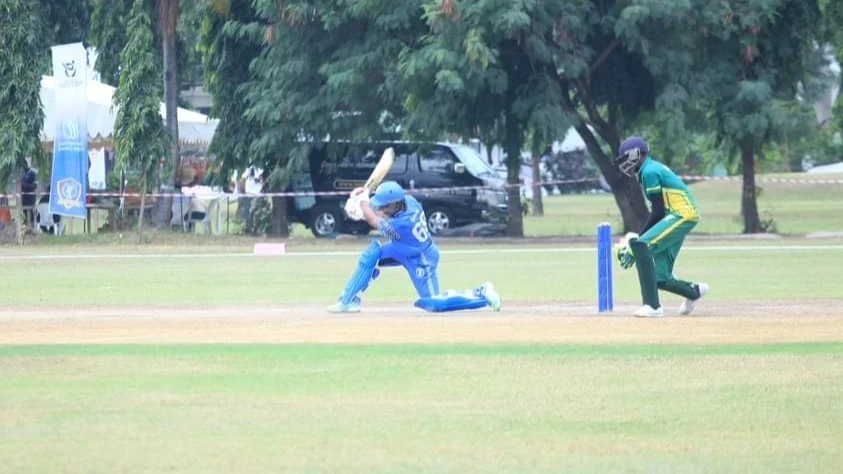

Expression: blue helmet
xmin=369 ymin=181 xmax=405 ymax=209
xmin=616 ymin=136 xmax=649 ymax=177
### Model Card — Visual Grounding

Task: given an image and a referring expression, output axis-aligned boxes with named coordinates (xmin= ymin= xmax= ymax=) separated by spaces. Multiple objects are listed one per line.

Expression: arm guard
xmin=641 ymin=192 xmax=665 ymax=234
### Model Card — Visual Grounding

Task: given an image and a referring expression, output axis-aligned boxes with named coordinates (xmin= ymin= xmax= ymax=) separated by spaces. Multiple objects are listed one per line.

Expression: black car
xmin=287 ymin=141 xmax=507 ymax=238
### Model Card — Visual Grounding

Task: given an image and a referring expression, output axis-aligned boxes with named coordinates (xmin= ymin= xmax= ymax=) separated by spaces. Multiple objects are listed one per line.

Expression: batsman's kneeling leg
xmin=414 ymin=290 xmax=488 ymax=313
xmin=338 ymin=240 xmax=382 ymax=305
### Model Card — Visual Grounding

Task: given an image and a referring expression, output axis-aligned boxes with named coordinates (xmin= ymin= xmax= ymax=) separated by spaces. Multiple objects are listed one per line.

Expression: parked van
xmin=287 ymin=141 xmax=507 ymax=237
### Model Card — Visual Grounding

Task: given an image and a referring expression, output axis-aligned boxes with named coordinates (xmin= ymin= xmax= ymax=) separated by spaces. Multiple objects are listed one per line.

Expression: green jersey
xmin=637 ymin=157 xmax=699 ymax=220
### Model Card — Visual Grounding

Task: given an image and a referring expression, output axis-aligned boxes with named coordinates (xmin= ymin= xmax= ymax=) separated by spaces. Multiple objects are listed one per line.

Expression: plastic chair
xmin=35 ymin=202 xmax=64 ymax=235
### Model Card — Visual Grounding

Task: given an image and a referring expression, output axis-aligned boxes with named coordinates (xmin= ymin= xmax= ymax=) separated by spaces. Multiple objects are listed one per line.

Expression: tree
xmin=155 ymin=0 xmax=181 ymax=226
xmin=88 ymin=0 xmax=130 ymax=86
xmin=33 ymin=0 xmax=90 ymax=75
xmin=398 ymin=1 xmax=575 ymax=236
xmin=238 ymin=0 xmax=425 ymax=236
xmin=820 ymin=0 xmax=843 ymax=133
xmin=0 ymin=0 xmax=45 ymax=244
xmin=400 ymin=0 xmax=703 ymax=234
xmin=686 ymin=0 xmax=823 ymax=232
xmin=199 ymin=0 xmax=263 ymax=187
xmin=607 ymin=0 xmax=824 ymax=233
xmin=40 ymin=0 xmax=90 ymax=46
xmin=113 ymin=0 xmax=169 ymax=241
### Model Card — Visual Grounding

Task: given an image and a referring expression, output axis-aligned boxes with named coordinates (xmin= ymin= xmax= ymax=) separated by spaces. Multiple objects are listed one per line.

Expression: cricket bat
xmin=363 ymin=147 xmax=395 ymax=191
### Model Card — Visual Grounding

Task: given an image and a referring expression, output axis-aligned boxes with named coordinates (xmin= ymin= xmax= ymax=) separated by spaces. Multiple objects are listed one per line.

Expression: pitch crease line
xmin=1 ymin=244 xmax=843 ymax=260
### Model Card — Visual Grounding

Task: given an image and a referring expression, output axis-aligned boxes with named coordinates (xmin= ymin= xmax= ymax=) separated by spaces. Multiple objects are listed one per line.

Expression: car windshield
xmin=451 ymin=144 xmax=495 ymax=177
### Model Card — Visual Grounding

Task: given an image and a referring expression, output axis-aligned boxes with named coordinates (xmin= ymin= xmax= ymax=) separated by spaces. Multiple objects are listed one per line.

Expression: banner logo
xmin=56 ymin=178 xmax=84 ymax=209
xmin=62 ymin=60 xmax=77 ymax=78
xmin=62 ymin=120 xmax=80 ymax=140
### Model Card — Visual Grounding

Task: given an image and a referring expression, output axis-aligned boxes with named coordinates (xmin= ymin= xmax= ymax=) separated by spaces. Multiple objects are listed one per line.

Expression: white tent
xmin=39 ymin=75 xmax=218 ymax=147
xmin=806 ymin=161 xmax=843 ymax=174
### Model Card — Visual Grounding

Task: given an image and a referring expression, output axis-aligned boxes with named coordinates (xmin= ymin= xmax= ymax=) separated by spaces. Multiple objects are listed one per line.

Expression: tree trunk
xmin=270 ymin=195 xmax=290 ymax=237
xmin=530 ymin=135 xmax=544 ymax=216
xmin=137 ymin=174 xmax=147 ymax=243
xmin=503 ymin=114 xmax=524 ymax=237
xmin=740 ymin=140 xmax=763 ymax=233
xmin=575 ymin=123 xmax=649 ymax=233
xmin=154 ymin=0 xmax=180 ymax=227
xmin=13 ymin=177 xmax=24 ymax=246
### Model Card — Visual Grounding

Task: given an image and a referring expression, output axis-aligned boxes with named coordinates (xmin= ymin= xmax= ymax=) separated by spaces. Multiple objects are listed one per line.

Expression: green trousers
xmin=632 ymin=214 xmax=700 ymax=308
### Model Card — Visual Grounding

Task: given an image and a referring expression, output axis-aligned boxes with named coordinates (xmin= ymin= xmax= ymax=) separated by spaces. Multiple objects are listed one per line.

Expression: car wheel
xmin=310 ymin=207 xmax=342 ymax=238
xmin=426 ymin=207 xmax=453 ymax=235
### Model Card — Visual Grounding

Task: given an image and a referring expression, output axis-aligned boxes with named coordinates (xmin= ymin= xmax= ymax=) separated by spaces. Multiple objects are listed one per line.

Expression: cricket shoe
xmin=678 ymin=282 xmax=710 ymax=315
xmin=633 ymin=305 xmax=664 ymax=318
xmin=326 ymin=296 xmax=362 ymax=313
xmin=479 ymin=282 xmax=502 ymax=312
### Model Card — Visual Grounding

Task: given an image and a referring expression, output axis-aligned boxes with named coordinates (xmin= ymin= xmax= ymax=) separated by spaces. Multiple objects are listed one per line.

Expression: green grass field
xmin=524 ymin=174 xmax=843 ymax=236
xmin=2 ymin=239 xmax=843 ymax=306
xmin=3 ymin=198 xmax=843 ymax=472
xmin=1 ymin=343 xmax=842 ymax=474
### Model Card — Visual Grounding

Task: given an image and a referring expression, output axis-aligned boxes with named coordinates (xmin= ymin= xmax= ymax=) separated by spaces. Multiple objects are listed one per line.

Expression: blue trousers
xmin=338 ymin=240 xmax=489 ymax=312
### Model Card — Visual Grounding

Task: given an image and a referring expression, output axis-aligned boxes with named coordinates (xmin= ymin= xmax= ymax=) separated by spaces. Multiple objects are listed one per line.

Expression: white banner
xmin=88 ymin=148 xmax=106 ymax=190
xmin=49 ymin=42 xmax=89 ymax=219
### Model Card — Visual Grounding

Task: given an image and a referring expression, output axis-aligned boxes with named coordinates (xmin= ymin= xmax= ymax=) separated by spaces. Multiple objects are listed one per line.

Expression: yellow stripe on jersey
xmin=650 ymin=215 xmax=689 ymax=245
xmin=663 ymin=188 xmax=699 ymax=220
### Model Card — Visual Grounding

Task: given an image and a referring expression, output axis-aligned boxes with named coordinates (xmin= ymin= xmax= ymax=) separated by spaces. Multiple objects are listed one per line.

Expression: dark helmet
xmin=616 ymin=136 xmax=649 ymax=177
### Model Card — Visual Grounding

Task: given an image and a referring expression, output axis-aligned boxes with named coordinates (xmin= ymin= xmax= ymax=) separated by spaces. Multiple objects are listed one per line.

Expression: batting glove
xmin=352 ymin=187 xmax=370 ymax=203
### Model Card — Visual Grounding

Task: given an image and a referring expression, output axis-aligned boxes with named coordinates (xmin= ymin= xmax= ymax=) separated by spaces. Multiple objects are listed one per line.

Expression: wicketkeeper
xmin=614 ymin=136 xmax=710 ymax=317
xmin=328 ymin=181 xmax=502 ymax=313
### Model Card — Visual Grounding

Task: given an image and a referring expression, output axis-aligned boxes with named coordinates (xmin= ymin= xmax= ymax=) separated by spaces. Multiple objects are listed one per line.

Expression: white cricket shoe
xmin=480 ymin=282 xmax=502 ymax=312
xmin=326 ymin=296 xmax=362 ymax=313
xmin=679 ymin=282 xmax=710 ymax=315
xmin=633 ymin=305 xmax=664 ymax=318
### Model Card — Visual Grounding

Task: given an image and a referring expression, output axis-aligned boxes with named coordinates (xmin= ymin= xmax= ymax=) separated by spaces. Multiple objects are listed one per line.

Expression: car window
xmin=419 ymin=147 xmax=456 ymax=174
xmin=359 ymin=148 xmax=382 ymax=165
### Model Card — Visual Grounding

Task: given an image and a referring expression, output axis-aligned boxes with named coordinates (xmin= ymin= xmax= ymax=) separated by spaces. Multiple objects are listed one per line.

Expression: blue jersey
xmin=377 ymin=195 xmax=433 ymax=257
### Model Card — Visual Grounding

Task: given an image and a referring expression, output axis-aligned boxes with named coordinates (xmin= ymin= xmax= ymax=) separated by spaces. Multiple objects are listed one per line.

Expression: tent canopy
xmin=806 ymin=161 xmax=843 ymax=174
xmin=39 ymin=75 xmax=218 ymax=147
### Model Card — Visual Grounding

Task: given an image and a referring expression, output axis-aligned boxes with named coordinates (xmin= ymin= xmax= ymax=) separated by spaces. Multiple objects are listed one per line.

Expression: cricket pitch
xmin=2 ymin=301 xmax=841 ymax=345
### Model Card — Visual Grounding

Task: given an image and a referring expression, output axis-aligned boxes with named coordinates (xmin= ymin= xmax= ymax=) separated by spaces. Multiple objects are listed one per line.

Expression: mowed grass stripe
xmin=3 ymin=241 xmax=843 ymax=305
xmin=1 ymin=342 xmax=842 ymax=358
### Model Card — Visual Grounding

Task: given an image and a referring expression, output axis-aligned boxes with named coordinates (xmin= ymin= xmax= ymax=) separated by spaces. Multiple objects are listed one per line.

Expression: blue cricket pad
xmin=414 ymin=292 xmax=488 ymax=313
xmin=340 ymin=241 xmax=382 ymax=305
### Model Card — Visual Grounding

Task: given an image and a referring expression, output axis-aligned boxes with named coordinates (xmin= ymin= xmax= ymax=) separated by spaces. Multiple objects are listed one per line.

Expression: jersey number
xmin=412 ymin=211 xmax=430 ymax=242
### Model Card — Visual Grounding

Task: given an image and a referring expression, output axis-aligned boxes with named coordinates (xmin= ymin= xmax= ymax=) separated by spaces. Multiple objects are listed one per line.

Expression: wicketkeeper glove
xmin=615 ymin=232 xmax=639 ymax=270
xmin=616 ymin=245 xmax=635 ymax=269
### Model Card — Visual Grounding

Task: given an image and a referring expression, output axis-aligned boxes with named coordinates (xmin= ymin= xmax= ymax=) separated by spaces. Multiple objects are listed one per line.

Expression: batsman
xmin=327 ymin=181 xmax=502 ymax=313
xmin=614 ymin=136 xmax=709 ymax=317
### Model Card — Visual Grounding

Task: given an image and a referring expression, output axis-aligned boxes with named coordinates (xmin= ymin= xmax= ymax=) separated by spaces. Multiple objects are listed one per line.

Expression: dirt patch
xmin=1 ymin=300 xmax=841 ymax=345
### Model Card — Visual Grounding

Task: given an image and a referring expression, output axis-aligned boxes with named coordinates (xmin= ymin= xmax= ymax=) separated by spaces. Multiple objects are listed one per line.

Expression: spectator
xmin=240 ymin=165 xmax=263 ymax=234
xmin=21 ymin=159 xmax=37 ymax=228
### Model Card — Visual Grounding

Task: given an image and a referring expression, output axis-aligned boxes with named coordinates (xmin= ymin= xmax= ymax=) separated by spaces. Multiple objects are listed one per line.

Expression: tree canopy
xmin=113 ymin=0 xmax=169 ymax=237
xmin=0 ymin=0 xmax=45 ymax=186
xmin=7 ymin=0 xmax=839 ymax=237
